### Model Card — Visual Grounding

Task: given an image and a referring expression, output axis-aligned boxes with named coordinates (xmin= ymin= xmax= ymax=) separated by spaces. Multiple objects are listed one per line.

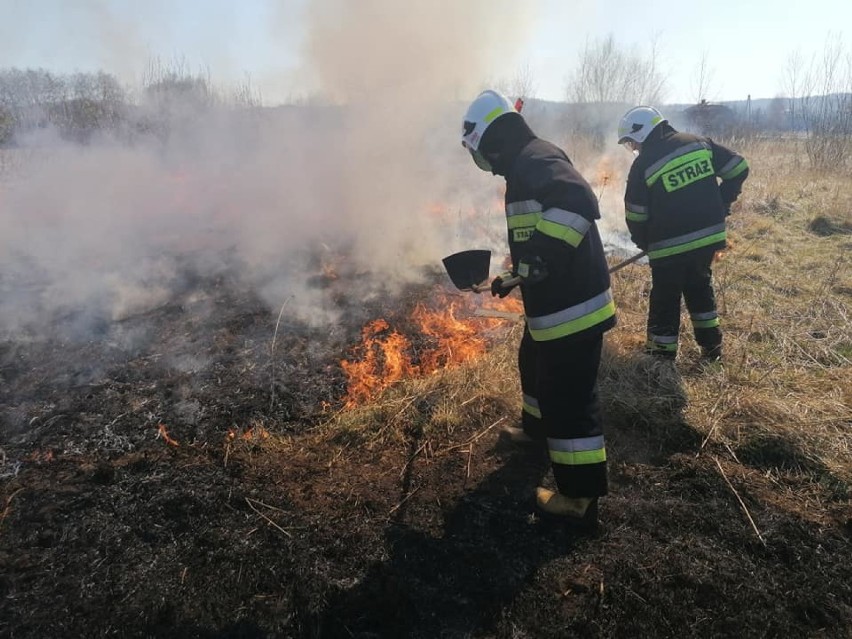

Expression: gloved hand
xmin=517 ymin=255 xmax=548 ymax=284
xmin=490 ymin=271 xmax=517 ymax=298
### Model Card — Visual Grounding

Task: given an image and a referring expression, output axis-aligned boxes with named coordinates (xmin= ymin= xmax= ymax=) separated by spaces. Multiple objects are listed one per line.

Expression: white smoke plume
xmin=0 ymin=1 xmax=541 ymax=338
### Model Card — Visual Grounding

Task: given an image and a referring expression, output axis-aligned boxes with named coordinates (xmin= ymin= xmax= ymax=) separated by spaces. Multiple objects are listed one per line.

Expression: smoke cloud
xmin=0 ymin=0 xmax=544 ymax=338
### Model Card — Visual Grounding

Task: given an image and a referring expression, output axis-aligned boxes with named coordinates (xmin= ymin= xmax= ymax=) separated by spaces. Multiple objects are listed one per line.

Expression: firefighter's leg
xmin=683 ymin=252 xmax=722 ymax=360
xmin=534 ymin=333 xmax=607 ymax=526
xmin=516 ymin=325 xmax=544 ymax=440
xmin=647 ymin=263 xmax=684 ymax=358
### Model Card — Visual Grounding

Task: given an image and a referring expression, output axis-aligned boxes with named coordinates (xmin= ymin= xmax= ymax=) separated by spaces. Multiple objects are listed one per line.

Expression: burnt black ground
xmin=1 ymin=273 xmax=850 ymax=638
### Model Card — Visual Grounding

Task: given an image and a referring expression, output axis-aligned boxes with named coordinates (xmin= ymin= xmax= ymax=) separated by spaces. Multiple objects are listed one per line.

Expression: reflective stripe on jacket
xmin=504 ymin=138 xmax=616 ymax=341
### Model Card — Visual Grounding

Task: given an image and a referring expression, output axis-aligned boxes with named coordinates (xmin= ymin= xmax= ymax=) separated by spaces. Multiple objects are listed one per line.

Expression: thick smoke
xmin=0 ymin=1 xmax=539 ymax=337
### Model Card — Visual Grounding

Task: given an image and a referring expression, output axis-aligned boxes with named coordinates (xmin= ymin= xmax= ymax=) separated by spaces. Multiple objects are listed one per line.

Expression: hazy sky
xmin=1 ymin=0 xmax=849 ymax=104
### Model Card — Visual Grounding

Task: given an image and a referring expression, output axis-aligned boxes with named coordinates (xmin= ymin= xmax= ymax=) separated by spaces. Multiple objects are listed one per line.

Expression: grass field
xmin=1 ymin=137 xmax=850 ymax=637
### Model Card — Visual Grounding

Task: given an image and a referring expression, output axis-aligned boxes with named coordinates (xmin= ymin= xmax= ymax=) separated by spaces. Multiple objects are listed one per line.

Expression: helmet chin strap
xmin=469 ymin=147 xmax=493 ymax=172
xmin=622 ymin=140 xmax=640 ymax=154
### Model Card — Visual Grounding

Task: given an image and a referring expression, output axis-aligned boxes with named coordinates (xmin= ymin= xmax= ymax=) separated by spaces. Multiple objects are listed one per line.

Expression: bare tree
xmin=567 ymin=35 xmax=625 ymax=104
xmin=0 ymin=67 xmax=128 ymax=142
xmin=636 ymin=34 xmax=666 ymax=107
xmin=566 ymin=34 xmax=666 ymax=105
xmin=797 ymin=35 xmax=852 ymax=170
xmin=509 ymin=62 xmax=537 ymax=100
xmin=142 ymin=56 xmax=218 ymax=114
xmin=563 ymin=34 xmax=666 ymax=145
xmin=782 ymin=50 xmax=805 ymax=130
xmin=233 ymin=72 xmax=263 ymax=109
xmin=489 ymin=61 xmax=538 ymax=101
xmin=691 ymin=52 xmax=716 ymax=104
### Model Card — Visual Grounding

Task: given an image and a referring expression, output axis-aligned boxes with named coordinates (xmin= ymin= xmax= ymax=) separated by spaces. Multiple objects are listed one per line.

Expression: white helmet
xmin=617 ymin=106 xmax=666 ymax=145
xmin=461 ymin=89 xmax=516 ymax=152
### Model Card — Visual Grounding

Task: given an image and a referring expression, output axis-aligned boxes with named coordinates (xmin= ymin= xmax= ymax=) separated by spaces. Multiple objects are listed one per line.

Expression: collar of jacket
xmin=478 ymin=112 xmax=536 ymax=176
xmin=642 ymin=121 xmax=677 ymax=150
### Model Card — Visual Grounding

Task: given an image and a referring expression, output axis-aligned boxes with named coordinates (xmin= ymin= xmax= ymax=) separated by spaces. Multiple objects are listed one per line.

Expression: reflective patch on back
xmin=513 ymin=227 xmax=535 ymax=242
xmin=663 ymin=157 xmax=713 ymax=192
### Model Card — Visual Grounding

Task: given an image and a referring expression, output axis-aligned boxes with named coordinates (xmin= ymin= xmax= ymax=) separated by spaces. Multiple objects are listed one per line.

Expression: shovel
xmin=441 ymin=249 xmax=520 ymax=294
xmin=442 ymin=248 xmax=646 ymax=294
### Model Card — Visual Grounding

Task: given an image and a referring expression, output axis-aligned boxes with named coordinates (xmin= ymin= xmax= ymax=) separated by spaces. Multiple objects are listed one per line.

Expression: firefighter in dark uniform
xmin=461 ymin=90 xmax=616 ymax=526
xmin=617 ymin=106 xmax=749 ymax=361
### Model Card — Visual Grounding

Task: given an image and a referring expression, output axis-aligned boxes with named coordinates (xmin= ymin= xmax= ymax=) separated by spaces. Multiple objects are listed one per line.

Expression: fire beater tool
xmin=441 ymin=249 xmax=495 ymax=293
xmin=607 ymin=249 xmax=647 ymax=273
xmin=442 ymin=248 xmax=647 ymax=294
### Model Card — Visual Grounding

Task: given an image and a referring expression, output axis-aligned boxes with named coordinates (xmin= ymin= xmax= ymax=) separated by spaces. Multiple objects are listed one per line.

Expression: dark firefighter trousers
xmin=518 ymin=327 xmax=608 ymax=498
xmin=647 ymin=250 xmax=722 ymax=357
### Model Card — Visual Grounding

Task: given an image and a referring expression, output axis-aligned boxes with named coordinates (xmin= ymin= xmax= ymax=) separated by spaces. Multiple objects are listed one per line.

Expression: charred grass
xmin=1 ymin=139 xmax=851 ymax=638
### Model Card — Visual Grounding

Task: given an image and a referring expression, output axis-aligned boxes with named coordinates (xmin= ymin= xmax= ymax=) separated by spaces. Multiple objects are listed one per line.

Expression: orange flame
xmin=157 ymin=423 xmax=180 ymax=447
xmin=591 ymin=156 xmax=616 ymax=192
xmin=321 ymin=261 xmax=339 ymax=280
xmin=411 ymin=301 xmax=487 ymax=372
xmin=483 ymin=294 xmax=524 ymax=314
xmin=340 ymin=291 xmax=521 ymax=407
xmin=226 ymin=424 xmax=271 ymax=441
xmin=341 ymin=319 xmax=416 ymax=407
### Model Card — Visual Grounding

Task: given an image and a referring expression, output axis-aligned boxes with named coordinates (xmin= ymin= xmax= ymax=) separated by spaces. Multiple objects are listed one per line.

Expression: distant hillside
xmin=519 ymin=93 xmax=852 ymax=137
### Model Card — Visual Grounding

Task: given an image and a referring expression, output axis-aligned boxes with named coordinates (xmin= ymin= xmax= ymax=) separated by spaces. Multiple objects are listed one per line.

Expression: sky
xmin=1 ymin=0 xmax=850 ymax=105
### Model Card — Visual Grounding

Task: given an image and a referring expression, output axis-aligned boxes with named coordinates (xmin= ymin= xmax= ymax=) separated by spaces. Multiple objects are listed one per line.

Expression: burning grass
xmin=339 ymin=294 xmax=523 ymax=408
xmin=1 ymin=138 xmax=851 ymax=637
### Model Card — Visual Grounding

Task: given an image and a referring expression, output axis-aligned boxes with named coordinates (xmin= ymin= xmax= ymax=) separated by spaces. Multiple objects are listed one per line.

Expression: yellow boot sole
xmin=534 ymin=487 xmax=599 ymax=531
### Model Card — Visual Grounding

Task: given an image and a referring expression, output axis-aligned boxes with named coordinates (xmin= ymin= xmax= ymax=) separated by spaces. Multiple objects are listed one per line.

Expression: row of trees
xmin=782 ymin=36 xmax=852 ymax=168
xmin=0 ymin=58 xmax=262 ymax=145
xmin=0 ymin=68 xmax=126 ymax=143
xmin=495 ymin=35 xmax=852 ymax=169
xmin=3 ymin=38 xmax=851 ymax=169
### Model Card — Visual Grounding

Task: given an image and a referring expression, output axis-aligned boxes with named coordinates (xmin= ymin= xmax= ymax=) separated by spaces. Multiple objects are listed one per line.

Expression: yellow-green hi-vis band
xmin=484 ymin=106 xmax=509 ymax=124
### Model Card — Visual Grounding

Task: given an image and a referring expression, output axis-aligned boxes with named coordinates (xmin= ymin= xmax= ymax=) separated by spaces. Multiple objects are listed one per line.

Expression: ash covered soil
xmin=1 ymin=266 xmax=851 ymax=639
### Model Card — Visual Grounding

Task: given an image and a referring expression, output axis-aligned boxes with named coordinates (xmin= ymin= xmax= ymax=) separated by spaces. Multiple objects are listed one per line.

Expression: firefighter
xmin=461 ymin=90 xmax=616 ymax=527
xmin=617 ymin=106 xmax=749 ymax=362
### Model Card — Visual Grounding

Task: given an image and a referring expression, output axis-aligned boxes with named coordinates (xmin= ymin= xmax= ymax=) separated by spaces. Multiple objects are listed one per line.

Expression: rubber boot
xmin=535 ymin=487 xmax=599 ymax=530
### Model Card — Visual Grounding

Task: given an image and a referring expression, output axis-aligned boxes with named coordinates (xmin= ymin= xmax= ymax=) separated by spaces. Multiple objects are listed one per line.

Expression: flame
xmin=715 ymin=238 xmax=734 ymax=262
xmin=157 ymin=423 xmax=180 ymax=447
xmin=411 ymin=301 xmax=487 ymax=372
xmin=321 ymin=261 xmax=339 ymax=280
xmin=591 ymin=156 xmax=615 ymax=193
xmin=483 ymin=294 xmax=524 ymax=314
xmin=226 ymin=424 xmax=271 ymax=441
xmin=341 ymin=319 xmax=416 ymax=407
xmin=340 ymin=291 xmax=521 ymax=407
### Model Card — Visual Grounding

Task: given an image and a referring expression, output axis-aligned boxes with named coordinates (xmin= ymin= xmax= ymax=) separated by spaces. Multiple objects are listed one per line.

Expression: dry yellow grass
xmin=313 ymin=138 xmax=851 ymax=519
xmin=610 ymin=138 xmax=851 ymax=508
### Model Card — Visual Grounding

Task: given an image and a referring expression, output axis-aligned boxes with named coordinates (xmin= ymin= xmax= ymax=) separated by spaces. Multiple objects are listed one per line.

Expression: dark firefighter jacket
xmin=624 ymin=123 xmax=749 ymax=264
xmin=479 ymin=113 xmax=616 ymax=342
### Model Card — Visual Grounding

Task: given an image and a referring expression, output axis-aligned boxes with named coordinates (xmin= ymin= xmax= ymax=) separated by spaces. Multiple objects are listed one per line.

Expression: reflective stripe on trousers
xmin=548 ymin=435 xmax=606 ymax=466
xmin=523 ymin=393 xmax=541 ymax=419
xmin=526 ymin=289 xmax=616 ymax=341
